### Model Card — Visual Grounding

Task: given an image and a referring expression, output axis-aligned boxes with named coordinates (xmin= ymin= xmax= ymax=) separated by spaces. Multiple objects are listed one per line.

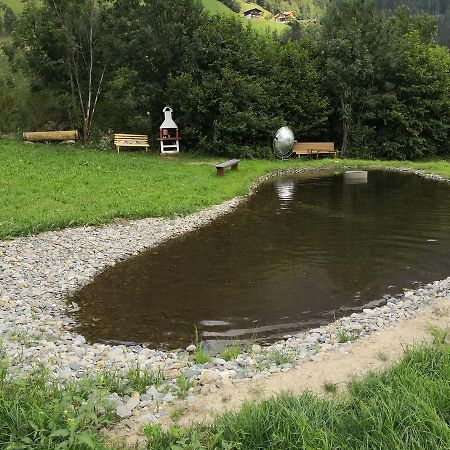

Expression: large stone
xmin=184 ymin=367 xmax=201 ymax=379
xmin=125 ymin=392 xmax=140 ymax=411
xmin=199 ymin=369 xmax=220 ymax=385
xmin=116 ymin=404 xmax=132 ymax=418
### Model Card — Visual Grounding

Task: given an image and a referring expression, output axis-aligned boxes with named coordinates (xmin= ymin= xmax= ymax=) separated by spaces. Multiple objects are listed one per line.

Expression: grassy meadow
xmin=200 ymin=0 xmax=288 ymax=33
xmin=0 ymin=137 xmax=449 ymax=240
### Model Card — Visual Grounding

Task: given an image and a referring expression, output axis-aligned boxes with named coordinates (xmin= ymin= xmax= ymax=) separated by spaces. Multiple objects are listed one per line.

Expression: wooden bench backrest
xmin=114 ymin=134 xmax=148 ymax=143
xmin=293 ymin=142 xmax=335 ymax=154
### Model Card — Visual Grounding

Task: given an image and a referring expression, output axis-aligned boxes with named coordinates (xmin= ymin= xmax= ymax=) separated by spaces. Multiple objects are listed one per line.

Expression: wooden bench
xmin=114 ymin=134 xmax=149 ymax=153
xmin=216 ymin=159 xmax=240 ymax=176
xmin=293 ymin=142 xmax=337 ymax=159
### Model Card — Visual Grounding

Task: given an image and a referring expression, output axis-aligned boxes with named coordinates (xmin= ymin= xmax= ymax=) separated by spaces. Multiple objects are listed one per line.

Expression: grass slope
xmin=0 ymin=137 xmax=449 ymax=240
xmin=3 ymin=0 xmax=24 ymax=13
xmin=147 ymin=341 xmax=450 ymax=449
xmin=201 ymin=0 xmax=287 ymax=33
xmin=201 ymin=0 xmax=235 ymax=15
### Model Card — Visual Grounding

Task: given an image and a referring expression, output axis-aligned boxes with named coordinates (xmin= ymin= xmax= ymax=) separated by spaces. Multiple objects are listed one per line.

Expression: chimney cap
xmin=160 ymin=106 xmax=178 ymax=129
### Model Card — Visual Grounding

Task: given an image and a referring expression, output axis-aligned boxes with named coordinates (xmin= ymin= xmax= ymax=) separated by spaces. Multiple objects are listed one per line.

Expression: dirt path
xmin=108 ymin=300 xmax=450 ymax=447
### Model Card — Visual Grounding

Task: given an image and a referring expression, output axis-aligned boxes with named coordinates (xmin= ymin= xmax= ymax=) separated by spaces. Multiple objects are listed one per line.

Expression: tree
xmin=13 ymin=0 xmax=109 ymax=142
xmin=370 ymin=20 xmax=450 ymax=158
xmin=165 ymin=15 xmax=328 ymax=156
xmin=100 ymin=0 xmax=206 ymax=134
xmin=3 ymin=6 xmax=16 ymax=33
xmin=319 ymin=0 xmax=381 ymax=153
xmin=319 ymin=0 xmax=450 ymax=159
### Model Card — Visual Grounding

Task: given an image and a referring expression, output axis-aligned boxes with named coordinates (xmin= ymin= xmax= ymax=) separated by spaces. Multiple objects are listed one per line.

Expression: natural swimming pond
xmin=71 ymin=171 xmax=450 ymax=349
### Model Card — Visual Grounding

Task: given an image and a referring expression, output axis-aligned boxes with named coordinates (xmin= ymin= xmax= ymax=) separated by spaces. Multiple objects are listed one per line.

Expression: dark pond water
xmin=71 ymin=171 xmax=450 ymax=349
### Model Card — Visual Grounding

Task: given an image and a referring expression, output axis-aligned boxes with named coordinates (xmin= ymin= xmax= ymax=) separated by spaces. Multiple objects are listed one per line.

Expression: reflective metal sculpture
xmin=273 ymin=126 xmax=294 ymax=159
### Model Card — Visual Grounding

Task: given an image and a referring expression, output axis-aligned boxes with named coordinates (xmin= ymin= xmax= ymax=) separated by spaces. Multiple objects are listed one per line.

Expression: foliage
xmin=0 ymin=361 xmax=113 ymax=449
xmin=267 ymin=349 xmax=294 ymax=365
xmin=0 ymin=5 xmax=16 ymax=33
xmin=219 ymin=343 xmax=241 ymax=361
xmin=145 ymin=342 xmax=450 ymax=448
xmin=0 ymin=72 xmax=69 ymax=134
xmin=5 ymin=0 xmax=450 ymax=159
xmin=323 ymin=381 xmax=338 ymax=393
xmin=11 ymin=0 xmax=110 ymax=142
xmin=93 ymin=366 xmax=164 ymax=396
xmin=337 ymin=330 xmax=359 ymax=343
xmin=319 ymin=0 xmax=450 ymax=159
xmin=193 ymin=328 xmax=212 ymax=364
xmin=255 ymin=0 xmax=328 ymax=18
xmin=99 ymin=0 xmax=206 ymax=137
xmin=175 ymin=375 xmax=194 ymax=400
xmin=166 ymin=15 xmax=328 ymax=157
xmin=377 ymin=0 xmax=449 ymax=14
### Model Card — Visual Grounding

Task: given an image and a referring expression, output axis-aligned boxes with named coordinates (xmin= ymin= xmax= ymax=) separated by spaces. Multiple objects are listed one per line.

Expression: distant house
xmin=243 ymin=7 xmax=263 ymax=19
xmin=274 ymin=10 xmax=298 ymax=23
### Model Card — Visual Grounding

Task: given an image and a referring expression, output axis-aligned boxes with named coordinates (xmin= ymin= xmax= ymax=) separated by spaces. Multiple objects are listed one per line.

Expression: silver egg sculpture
xmin=273 ymin=126 xmax=295 ymax=159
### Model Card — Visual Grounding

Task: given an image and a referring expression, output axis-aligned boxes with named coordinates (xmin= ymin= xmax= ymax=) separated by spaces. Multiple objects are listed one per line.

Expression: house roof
xmin=274 ymin=10 xmax=298 ymax=20
xmin=243 ymin=7 xmax=263 ymax=15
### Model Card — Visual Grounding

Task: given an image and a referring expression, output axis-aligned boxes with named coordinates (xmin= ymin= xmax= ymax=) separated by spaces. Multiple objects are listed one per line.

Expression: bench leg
xmin=231 ymin=164 xmax=238 ymax=171
xmin=116 ymin=146 xmax=120 ymax=154
xmin=217 ymin=167 xmax=225 ymax=176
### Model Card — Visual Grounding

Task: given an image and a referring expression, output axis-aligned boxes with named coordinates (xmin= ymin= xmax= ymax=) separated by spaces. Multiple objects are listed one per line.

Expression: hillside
xmin=201 ymin=0 xmax=288 ymax=33
xmin=201 ymin=0 xmax=234 ymax=15
xmin=2 ymin=0 xmax=24 ymax=13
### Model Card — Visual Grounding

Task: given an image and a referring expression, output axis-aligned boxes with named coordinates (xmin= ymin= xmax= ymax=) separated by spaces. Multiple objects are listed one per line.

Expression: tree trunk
xmin=340 ymin=87 xmax=352 ymax=154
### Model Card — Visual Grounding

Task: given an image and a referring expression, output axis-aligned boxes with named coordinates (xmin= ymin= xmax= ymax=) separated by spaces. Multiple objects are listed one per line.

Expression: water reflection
xmin=275 ymin=179 xmax=295 ymax=206
xmin=71 ymin=171 xmax=450 ymax=348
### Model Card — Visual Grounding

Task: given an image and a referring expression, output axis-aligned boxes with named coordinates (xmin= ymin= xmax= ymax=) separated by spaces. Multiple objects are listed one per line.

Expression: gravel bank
xmin=0 ymin=165 xmax=449 ymax=429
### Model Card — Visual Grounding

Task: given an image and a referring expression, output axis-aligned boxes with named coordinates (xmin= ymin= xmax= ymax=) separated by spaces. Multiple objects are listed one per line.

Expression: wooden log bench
xmin=114 ymin=134 xmax=149 ymax=153
xmin=23 ymin=130 xmax=79 ymax=142
xmin=293 ymin=142 xmax=337 ymax=159
xmin=216 ymin=159 xmax=240 ymax=176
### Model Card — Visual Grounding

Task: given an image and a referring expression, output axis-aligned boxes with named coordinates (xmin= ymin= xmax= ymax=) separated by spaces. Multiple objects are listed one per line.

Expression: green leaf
xmin=50 ymin=429 xmax=70 ymax=437
xmin=76 ymin=432 xmax=97 ymax=448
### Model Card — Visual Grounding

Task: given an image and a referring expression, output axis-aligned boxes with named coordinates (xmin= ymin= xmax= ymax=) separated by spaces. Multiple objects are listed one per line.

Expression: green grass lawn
xmin=0 ymin=137 xmax=449 ymax=240
xmin=147 ymin=341 xmax=450 ymax=449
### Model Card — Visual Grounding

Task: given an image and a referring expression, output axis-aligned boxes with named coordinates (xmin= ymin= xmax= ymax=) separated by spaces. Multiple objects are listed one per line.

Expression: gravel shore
xmin=1 ymin=165 xmax=449 ymax=427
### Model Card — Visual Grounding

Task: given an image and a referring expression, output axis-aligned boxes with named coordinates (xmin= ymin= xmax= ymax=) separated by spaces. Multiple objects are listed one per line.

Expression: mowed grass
xmin=146 ymin=342 xmax=450 ymax=449
xmin=0 ymin=137 xmax=449 ymax=240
